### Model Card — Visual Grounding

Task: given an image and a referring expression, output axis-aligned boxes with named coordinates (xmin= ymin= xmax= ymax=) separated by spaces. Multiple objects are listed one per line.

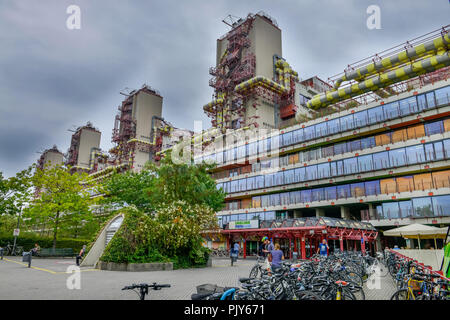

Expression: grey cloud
xmin=0 ymin=0 xmax=448 ymax=177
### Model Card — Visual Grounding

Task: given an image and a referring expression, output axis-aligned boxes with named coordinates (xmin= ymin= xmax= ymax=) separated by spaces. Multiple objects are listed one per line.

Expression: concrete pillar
xmin=368 ymin=203 xmax=377 ymax=220
xmin=301 ymin=236 xmax=306 ymax=259
xmin=340 ymin=206 xmax=351 ymax=220
xmin=315 ymin=208 xmax=325 ymax=218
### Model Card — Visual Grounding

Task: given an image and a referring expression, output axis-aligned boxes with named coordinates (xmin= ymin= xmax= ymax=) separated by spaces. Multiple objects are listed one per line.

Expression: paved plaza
xmin=0 ymin=256 xmax=396 ymax=300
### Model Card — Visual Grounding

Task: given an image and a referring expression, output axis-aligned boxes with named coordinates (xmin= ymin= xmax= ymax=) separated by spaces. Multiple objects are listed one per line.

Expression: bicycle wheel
xmin=249 ymin=265 xmax=259 ymax=279
xmin=390 ymin=289 xmax=414 ymax=300
xmin=297 ymin=290 xmax=323 ymax=300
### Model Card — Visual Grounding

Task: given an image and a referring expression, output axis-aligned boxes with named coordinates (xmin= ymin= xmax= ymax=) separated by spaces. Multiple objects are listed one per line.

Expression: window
xmin=358 ymin=154 xmax=373 ymax=172
xmin=426 ymin=91 xmax=436 ymax=109
xmin=294 ymin=167 xmax=306 ymax=182
xmin=238 ymin=179 xmax=247 ymax=192
xmin=247 ymin=177 xmax=255 ymax=190
xmin=334 ymin=142 xmax=348 ymax=155
xmin=216 ymin=151 xmax=224 ymax=164
xmin=340 ymin=114 xmax=354 ymax=132
xmin=365 ymin=181 xmax=380 ymax=196
xmin=405 ymin=145 xmax=425 ymax=165
xmin=425 ymin=143 xmax=436 ymax=161
xmin=284 ymin=169 xmax=295 ymax=184
xmin=261 ymin=195 xmax=270 ymax=207
xmin=270 ymin=193 xmax=280 ymax=207
xmin=417 ymin=94 xmax=427 ymax=111
xmin=265 ymin=173 xmax=274 ymax=188
xmin=293 ymin=129 xmax=304 ymax=143
xmin=236 ymin=145 xmax=246 ymax=160
xmin=305 ymin=165 xmax=318 ymax=181
xmin=376 ymin=205 xmax=385 ymax=219
xmin=435 ymin=86 xmax=450 ymax=106
xmin=301 ymin=190 xmax=312 ymax=203
xmin=317 ymin=163 xmax=330 ymax=179
xmin=399 ymin=200 xmax=413 ymax=218
xmin=354 ymin=110 xmax=368 ymax=128
xmin=230 ymin=180 xmax=238 ymax=193
xmin=333 ymin=160 xmax=345 ymax=176
xmin=425 ymin=121 xmax=444 ymax=136
xmin=349 ymin=140 xmax=361 ymax=152
xmin=399 ymin=96 xmax=417 ymax=116
xmin=290 ymin=191 xmax=301 ymax=204
xmin=361 ymin=137 xmax=376 ymax=149
xmin=384 ymin=101 xmax=399 ymax=120
xmin=304 ymin=126 xmax=315 ymax=141
xmin=434 ymin=141 xmax=445 ymax=160
xmin=315 ymin=122 xmax=327 ymax=138
xmin=444 ymin=139 xmax=450 ymax=158
xmin=280 ymin=192 xmax=290 ymax=205
xmin=389 ymin=148 xmax=406 ymax=167
xmin=327 ymin=118 xmax=340 ymax=135
xmin=432 ymin=195 xmax=450 ymax=217
xmin=282 ymin=132 xmax=293 ymax=147
xmin=324 ymin=186 xmax=337 ymax=200
xmin=274 ymin=171 xmax=284 ymax=186
xmin=380 ymin=178 xmax=397 ymax=194
xmin=383 ymin=202 xmax=400 ymax=219
xmin=252 ymin=196 xmax=261 ymax=208
xmin=256 ymin=176 xmax=264 ymax=189
xmin=351 ymin=183 xmax=365 ymax=197
xmin=312 ymin=188 xmax=324 ymax=202
xmin=368 ymin=105 xmax=384 ymax=124
xmin=322 ymin=145 xmax=334 ymax=157
xmin=412 ymin=197 xmax=433 ymax=217
xmin=397 ymin=176 xmax=414 ymax=193
xmin=248 ymin=142 xmax=257 ymax=156
xmin=343 ymin=157 xmax=358 ymax=175
xmin=337 ymin=185 xmax=351 ymax=199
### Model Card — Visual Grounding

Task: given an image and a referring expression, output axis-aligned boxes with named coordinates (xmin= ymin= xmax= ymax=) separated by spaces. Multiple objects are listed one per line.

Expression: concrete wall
xmin=396 ymin=249 xmax=445 ymax=271
xmin=43 ymin=151 xmax=63 ymax=169
xmin=80 ymin=213 xmax=123 ymax=267
xmin=250 ymin=15 xmax=282 ymax=80
xmin=78 ymin=129 xmax=101 ymax=168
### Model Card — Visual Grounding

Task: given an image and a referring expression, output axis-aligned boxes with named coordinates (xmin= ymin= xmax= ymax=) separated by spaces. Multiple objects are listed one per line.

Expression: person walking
xmin=231 ymin=242 xmax=239 ymax=266
xmin=76 ymin=245 xmax=86 ymax=266
xmin=261 ymin=237 xmax=274 ymax=272
xmin=317 ymin=239 xmax=329 ymax=257
xmin=269 ymin=243 xmax=284 ymax=273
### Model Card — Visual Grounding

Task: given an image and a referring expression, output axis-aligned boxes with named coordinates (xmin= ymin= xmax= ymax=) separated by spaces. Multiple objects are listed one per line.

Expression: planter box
xmin=97 ymin=261 xmax=173 ymax=272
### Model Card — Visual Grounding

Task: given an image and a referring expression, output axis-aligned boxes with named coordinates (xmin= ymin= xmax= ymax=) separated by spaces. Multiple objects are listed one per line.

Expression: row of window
xmin=212 ymin=118 xmax=450 ymax=180
xmin=197 ymin=85 xmax=450 ymax=163
xmin=224 ymin=170 xmax=450 ymax=211
xmin=217 ymin=138 xmax=450 ymax=194
xmin=374 ymin=195 xmax=450 ymax=219
xmin=218 ymin=195 xmax=450 ymax=227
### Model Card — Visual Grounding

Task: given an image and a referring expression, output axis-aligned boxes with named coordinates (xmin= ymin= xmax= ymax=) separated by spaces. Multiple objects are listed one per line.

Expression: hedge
xmin=0 ymin=234 xmax=89 ymax=252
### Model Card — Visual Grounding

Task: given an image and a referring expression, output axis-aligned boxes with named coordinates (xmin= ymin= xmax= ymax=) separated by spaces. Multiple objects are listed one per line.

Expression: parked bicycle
xmin=122 ymin=282 xmax=171 ymax=300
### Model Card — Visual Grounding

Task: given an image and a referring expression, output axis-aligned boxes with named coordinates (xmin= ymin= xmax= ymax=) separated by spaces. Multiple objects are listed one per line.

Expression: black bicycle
xmin=122 ymin=282 xmax=171 ymax=300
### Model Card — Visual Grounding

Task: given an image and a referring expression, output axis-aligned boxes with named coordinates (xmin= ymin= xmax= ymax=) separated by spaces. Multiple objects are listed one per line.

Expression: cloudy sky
xmin=0 ymin=0 xmax=449 ymax=177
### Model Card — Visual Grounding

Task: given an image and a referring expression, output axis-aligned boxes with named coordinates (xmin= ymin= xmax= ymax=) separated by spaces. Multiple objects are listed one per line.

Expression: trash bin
xmin=22 ymin=251 xmax=31 ymax=267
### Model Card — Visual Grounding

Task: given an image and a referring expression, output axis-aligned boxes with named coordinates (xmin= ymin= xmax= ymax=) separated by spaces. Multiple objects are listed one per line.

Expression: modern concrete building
xmin=66 ymin=122 xmax=102 ymax=173
xmin=164 ymin=14 xmax=450 ymax=258
xmin=37 ymin=145 xmax=64 ymax=170
xmin=110 ymin=85 xmax=165 ymax=172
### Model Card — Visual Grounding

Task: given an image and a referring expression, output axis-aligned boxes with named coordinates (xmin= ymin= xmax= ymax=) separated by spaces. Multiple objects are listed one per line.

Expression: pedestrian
xmin=230 ymin=242 xmax=239 ymax=266
xmin=269 ymin=243 xmax=284 ymax=273
xmin=317 ymin=239 xmax=329 ymax=257
xmin=76 ymin=245 xmax=86 ymax=266
xmin=31 ymin=243 xmax=40 ymax=256
xmin=261 ymin=237 xmax=274 ymax=272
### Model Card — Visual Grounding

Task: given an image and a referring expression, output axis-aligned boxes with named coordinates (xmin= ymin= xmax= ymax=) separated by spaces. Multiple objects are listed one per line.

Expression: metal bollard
xmin=0 ymin=248 xmax=3 ymax=260
xmin=22 ymin=251 xmax=32 ymax=268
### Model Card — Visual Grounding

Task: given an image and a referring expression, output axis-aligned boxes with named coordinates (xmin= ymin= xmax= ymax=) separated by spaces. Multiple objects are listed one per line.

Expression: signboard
xmin=229 ymin=220 xmax=259 ymax=230
xmin=13 ymin=229 xmax=20 ymax=237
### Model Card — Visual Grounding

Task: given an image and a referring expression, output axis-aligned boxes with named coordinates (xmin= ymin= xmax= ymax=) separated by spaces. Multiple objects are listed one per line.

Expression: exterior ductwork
xmin=333 ymin=33 xmax=450 ymax=89
xmin=305 ymin=51 xmax=450 ymax=110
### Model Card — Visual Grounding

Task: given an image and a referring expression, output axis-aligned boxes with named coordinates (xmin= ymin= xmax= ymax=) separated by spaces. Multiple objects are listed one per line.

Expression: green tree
xmin=24 ymin=165 xmax=101 ymax=248
xmin=0 ymin=167 xmax=34 ymax=217
xmin=103 ymin=153 xmax=225 ymax=213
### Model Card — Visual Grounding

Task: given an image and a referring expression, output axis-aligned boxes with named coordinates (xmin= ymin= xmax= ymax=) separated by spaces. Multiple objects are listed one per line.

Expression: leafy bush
xmin=0 ymin=233 xmax=88 ymax=252
xmin=99 ymin=204 xmax=214 ymax=269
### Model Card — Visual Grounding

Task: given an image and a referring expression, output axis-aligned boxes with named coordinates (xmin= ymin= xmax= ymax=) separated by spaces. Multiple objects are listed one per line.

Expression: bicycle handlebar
xmin=122 ymin=283 xmax=171 ymax=290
